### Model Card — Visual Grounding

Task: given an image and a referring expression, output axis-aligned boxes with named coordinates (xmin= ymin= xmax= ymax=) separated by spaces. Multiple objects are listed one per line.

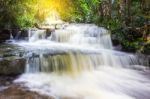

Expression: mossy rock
xmin=0 ymin=57 xmax=26 ymax=75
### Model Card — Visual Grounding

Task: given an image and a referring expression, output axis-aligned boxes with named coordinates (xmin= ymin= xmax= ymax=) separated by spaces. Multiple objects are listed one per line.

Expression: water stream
xmin=12 ymin=24 xmax=150 ymax=99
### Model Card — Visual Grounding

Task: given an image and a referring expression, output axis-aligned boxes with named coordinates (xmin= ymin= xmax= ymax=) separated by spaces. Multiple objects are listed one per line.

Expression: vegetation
xmin=0 ymin=0 xmax=74 ymax=29
xmin=0 ymin=0 xmax=150 ymax=53
xmin=0 ymin=0 xmax=37 ymax=29
xmin=70 ymin=0 xmax=150 ymax=53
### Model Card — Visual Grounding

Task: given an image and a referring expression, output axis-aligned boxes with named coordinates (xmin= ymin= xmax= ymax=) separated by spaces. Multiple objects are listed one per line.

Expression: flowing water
xmin=12 ymin=24 xmax=150 ymax=99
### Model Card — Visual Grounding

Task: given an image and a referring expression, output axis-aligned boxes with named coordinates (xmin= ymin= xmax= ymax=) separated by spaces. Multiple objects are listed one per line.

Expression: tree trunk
xmin=127 ymin=0 xmax=131 ymax=25
xmin=98 ymin=3 xmax=104 ymax=21
xmin=117 ymin=0 xmax=126 ymax=27
xmin=108 ymin=0 xmax=112 ymax=19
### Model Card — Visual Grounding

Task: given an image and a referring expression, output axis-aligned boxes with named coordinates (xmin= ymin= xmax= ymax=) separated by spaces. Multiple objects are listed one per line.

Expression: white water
xmin=14 ymin=24 xmax=150 ymax=99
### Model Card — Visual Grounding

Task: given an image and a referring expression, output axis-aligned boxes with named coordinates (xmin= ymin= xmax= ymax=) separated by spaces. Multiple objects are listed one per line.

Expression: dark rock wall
xmin=0 ymin=30 xmax=11 ymax=43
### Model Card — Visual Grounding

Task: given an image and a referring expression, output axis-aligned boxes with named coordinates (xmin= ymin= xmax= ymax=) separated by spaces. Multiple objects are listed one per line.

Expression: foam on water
xmin=15 ymin=67 xmax=150 ymax=99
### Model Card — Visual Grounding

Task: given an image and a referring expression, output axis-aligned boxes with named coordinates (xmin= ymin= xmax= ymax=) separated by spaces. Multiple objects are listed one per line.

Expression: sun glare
xmin=35 ymin=0 xmax=73 ymax=24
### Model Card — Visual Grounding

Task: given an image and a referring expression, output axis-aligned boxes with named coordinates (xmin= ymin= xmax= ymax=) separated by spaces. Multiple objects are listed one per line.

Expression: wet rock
xmin=20 ymin=29 xmax=29 ymax=40
xmin=11 ymin=29 xmax=29 ymax=40
xmin=136 ymin=52 xmax=150 ymax=66
xmin=0 ymin=29 xmax=11 ymax=43
xmin=0 ymin=76 xmax=54 ymax=99
xmin=0 ymin=85 xmax=54 ymax=99
xmin=0 ymin=44 xmax=25 ymax=58
xmin=0 ymin=57 xmax=26 ymax=75
xmin=11 ymin=29 xmax=21 ymax=39
xmin=111 ymin=33 xmax=120 ymax=46
xmin=46 ymin=29 xmax=54 ymax=38
xmin=0 ymin=76 xmax=17 ymax=86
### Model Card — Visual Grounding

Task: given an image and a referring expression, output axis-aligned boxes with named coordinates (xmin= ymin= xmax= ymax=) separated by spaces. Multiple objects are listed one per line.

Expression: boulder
xmin=0 ymin=57 xmax=26 ymax=75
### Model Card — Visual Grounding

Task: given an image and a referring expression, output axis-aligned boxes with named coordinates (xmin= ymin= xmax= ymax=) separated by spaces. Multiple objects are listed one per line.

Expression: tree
xmin=0 ymin=0 xmax=37 ymax=29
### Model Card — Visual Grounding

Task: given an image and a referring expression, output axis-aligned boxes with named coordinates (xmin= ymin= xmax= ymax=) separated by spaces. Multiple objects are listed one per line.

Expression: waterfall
xmin=14 ymin=24 xmax=150 ymax=99
xmin=28 ymin=29 xmax=46 ymax=42
xmin=22 ymin=24 xmax=139 ymax=73
xmin=50 ymin=24 xmax=113 ymax=49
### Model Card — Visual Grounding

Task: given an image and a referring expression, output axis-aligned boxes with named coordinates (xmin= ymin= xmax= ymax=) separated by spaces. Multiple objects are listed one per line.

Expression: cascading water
xmin=14 ymin=24 xmax=150 ymax=99
xmin=28 ymin=29 xmax=46 ymax=42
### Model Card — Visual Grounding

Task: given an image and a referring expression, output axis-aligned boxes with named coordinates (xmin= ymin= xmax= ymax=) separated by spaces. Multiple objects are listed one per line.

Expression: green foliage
xmin=15 ymin=15 xmax=35 ymax=29
xmin=70 ymin=0 xmax=101 ymax=23
xmin=121 ymin=40 xmax=145 ymax=52
xmin=98 ymin=18 xmax=122 ymax=30
xmin=0 ymin=0 xmax=37 ymax=29
xmin=0 ymin=0 xmax=77 ymax=29
xmin=142 ymin=43 xmax=150 ymax=54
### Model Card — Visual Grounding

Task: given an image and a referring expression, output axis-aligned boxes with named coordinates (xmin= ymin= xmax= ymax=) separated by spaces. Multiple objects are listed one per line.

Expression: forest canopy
xmin=0 ymin=0 xmax=74 ymax=28
xmin=0 ymin=0 xmax=149 ymax=29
